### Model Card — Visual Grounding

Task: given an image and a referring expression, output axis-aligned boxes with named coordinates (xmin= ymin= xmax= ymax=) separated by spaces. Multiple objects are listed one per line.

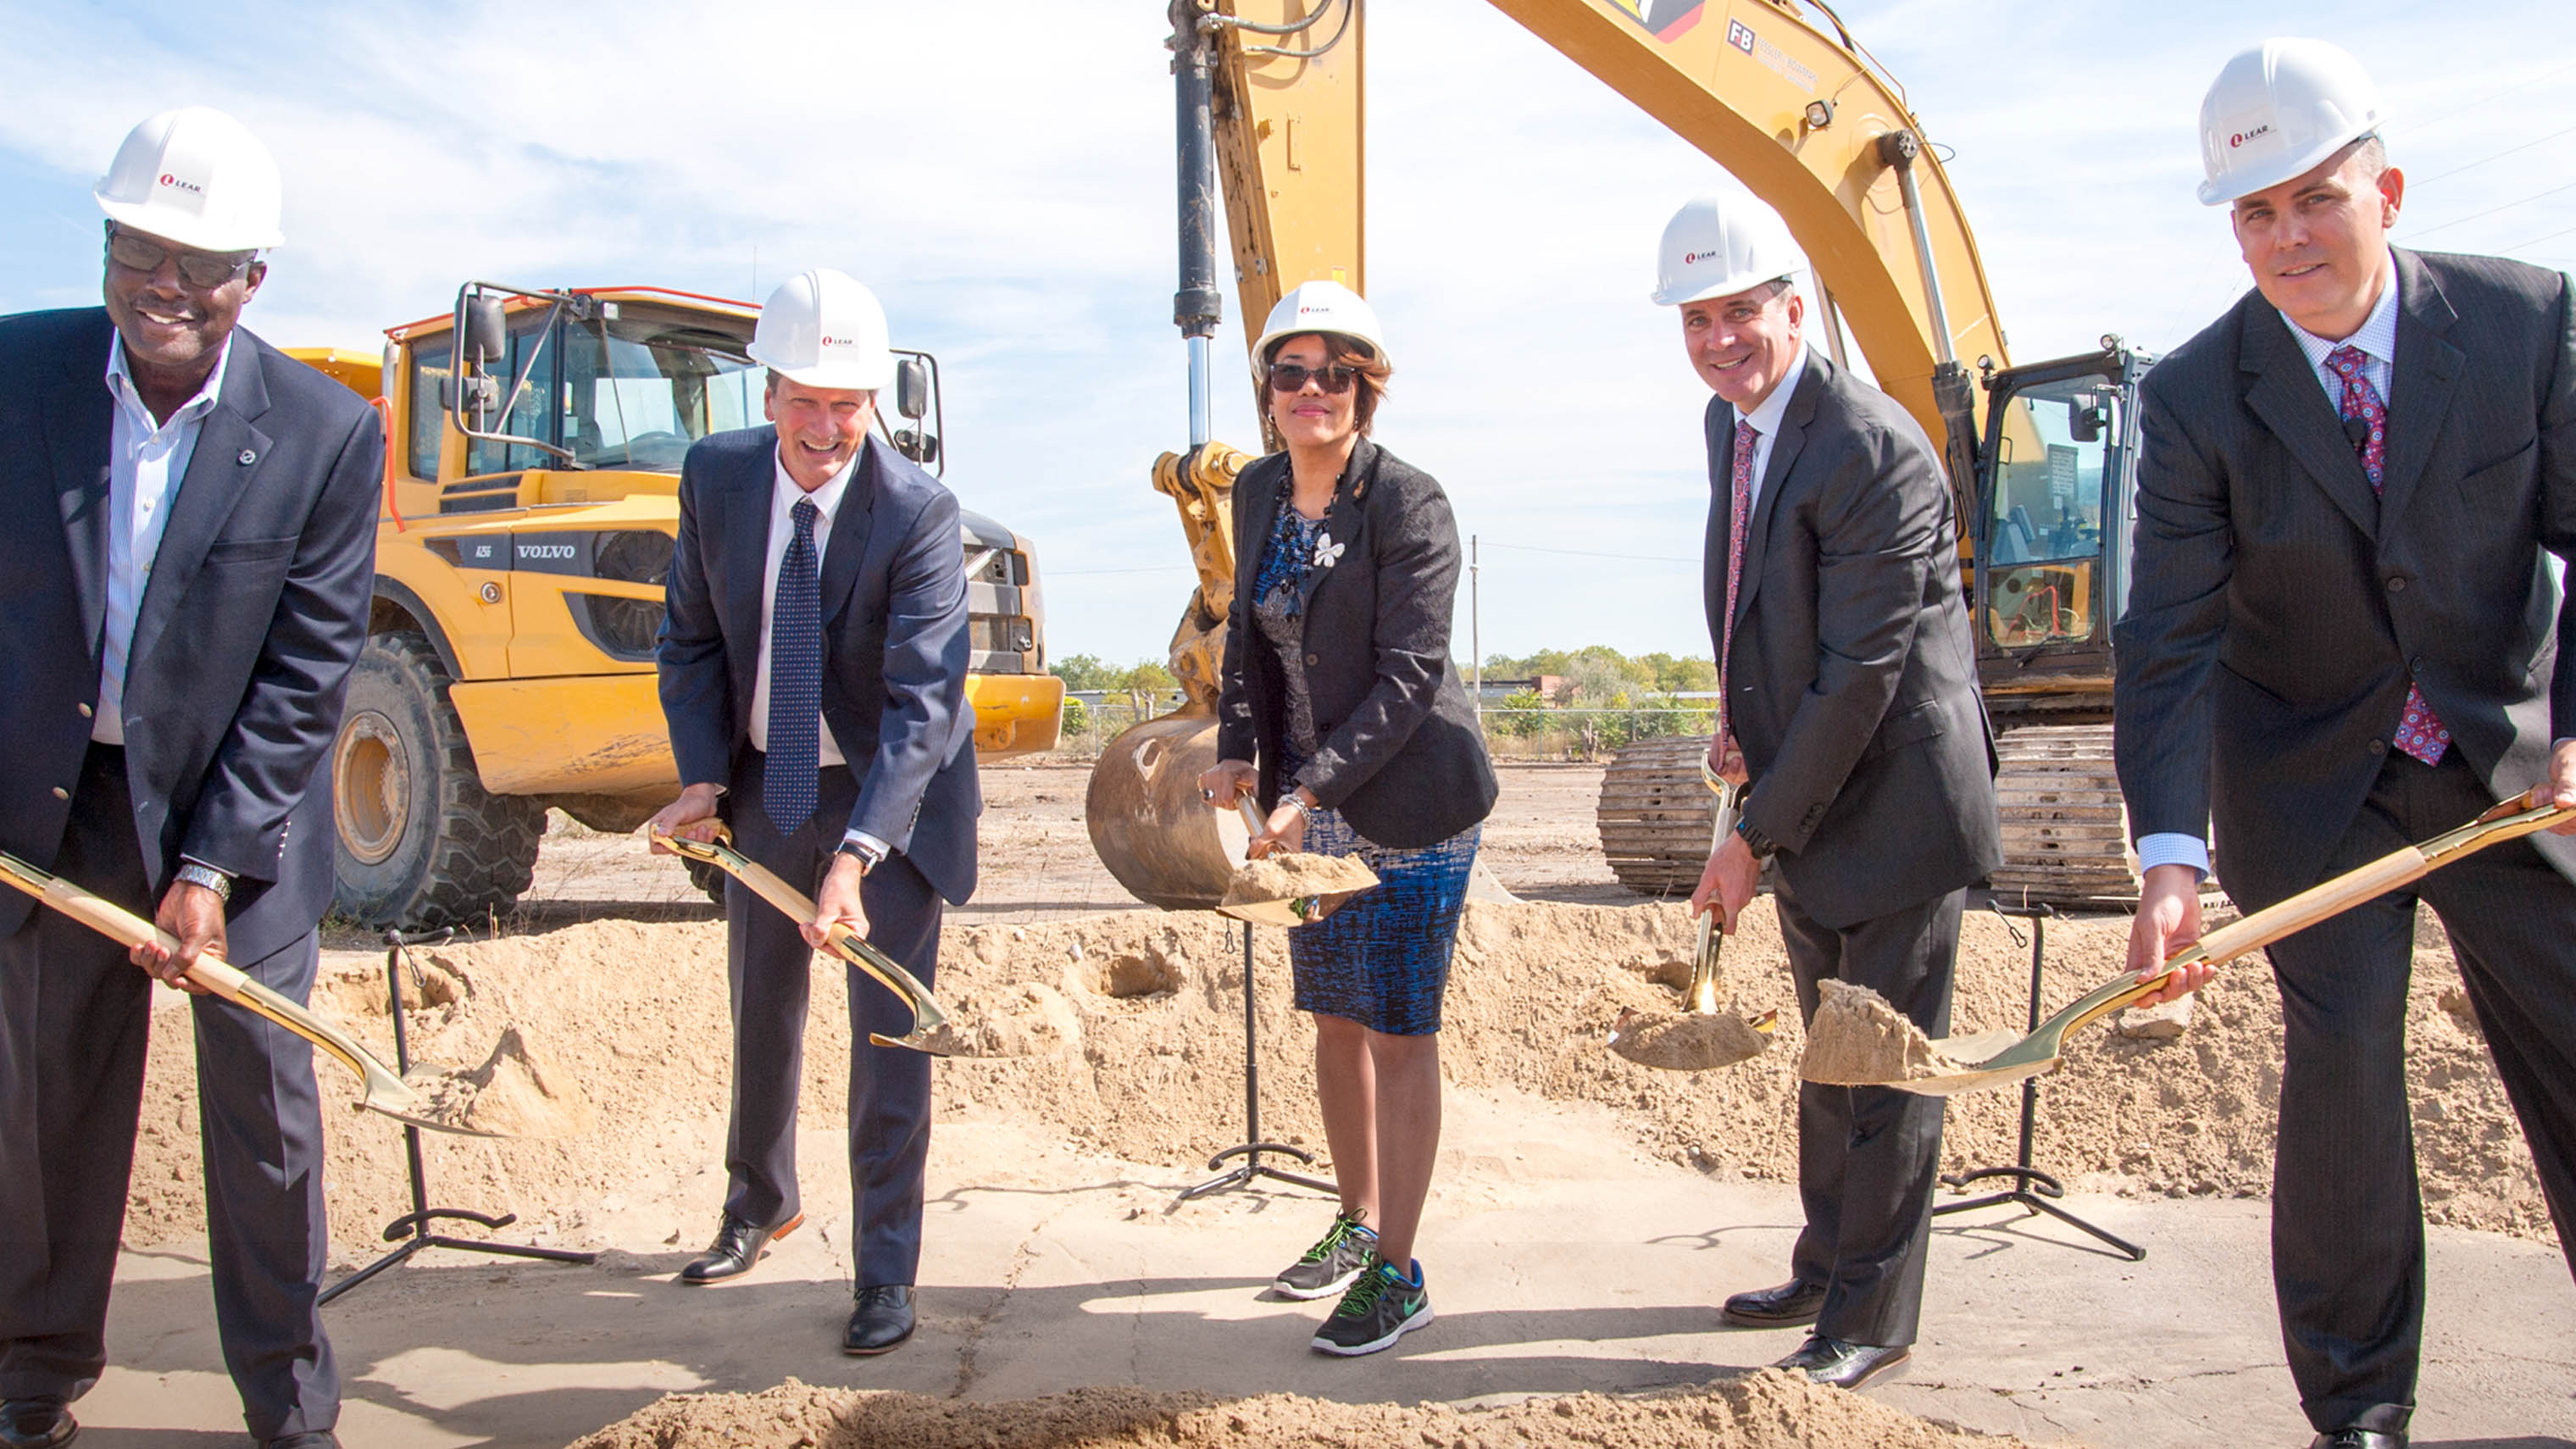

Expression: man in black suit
xmin=2117 ymin=40 xmax=2576 ymax=1449
xmin=0 ymin=109 xmax=381 ymax=1449
xmin=1660 ymin=193 xmax=2003 ymax=1391
xmin=647 ymin=268 xmax=977 ymax=1357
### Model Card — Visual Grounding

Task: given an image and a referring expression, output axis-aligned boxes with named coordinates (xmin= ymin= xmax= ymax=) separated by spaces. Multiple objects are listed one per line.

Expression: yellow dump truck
xmin=292 ymin=282 xmax=1061 ymax=929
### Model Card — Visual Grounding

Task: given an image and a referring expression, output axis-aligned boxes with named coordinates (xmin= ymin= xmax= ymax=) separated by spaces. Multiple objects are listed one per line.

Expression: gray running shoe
xmin=1312 ymin=1255 xmax=1433 ymax=1356
xmin=1273 ymin=1210 xmax=1374 ymax=1300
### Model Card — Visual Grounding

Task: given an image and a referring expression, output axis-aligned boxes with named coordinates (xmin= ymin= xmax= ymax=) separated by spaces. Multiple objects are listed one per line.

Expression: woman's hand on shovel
xmin=1246 ymin=791 xmax=1312 ymax=862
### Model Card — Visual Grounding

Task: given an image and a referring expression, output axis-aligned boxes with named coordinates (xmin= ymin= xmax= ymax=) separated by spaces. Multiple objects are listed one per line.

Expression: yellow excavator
xmin=294 ymin=282 xmax=1062 ymax=929
xmin=1089 ymin=0 xmax=2152 ymax=908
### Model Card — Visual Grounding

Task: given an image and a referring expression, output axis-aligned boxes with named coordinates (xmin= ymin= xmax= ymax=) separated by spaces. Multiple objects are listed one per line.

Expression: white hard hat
xmin=1251 ymin=279 xmax=1388 ymax=379
xmin=2196 ymin=38 xmax=2385 ymax=206
xmin=95 ymin=106 xmax=285 ymax=253
xmin=1652 ymin=192 xmax=1805 ymax=307
xmin=748 ymin=269 xmax=897 ymax=391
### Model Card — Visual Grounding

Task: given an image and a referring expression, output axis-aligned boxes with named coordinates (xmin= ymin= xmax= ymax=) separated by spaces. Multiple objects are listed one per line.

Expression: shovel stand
xmin=320 ymin=929 xmax=597 ymax=1304
xmin=1931 ymin=903 xmax=2145 ymax=1261
xmin=1179 ymin=920 xmax=1335 ymax=1203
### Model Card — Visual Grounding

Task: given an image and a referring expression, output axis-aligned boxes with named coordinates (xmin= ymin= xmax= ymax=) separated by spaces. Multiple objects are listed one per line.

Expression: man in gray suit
xmin=2117 ymin=40 xmax=2576 ymax=1449
xmin=1658 ymin=193 xmax=2003 ymax=1391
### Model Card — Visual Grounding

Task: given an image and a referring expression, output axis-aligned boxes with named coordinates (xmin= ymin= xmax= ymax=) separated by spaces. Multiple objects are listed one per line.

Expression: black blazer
xmin=657 ymin=429 xmax=980 ymax=906
xmin=2116 ymin=248 xmax=2576 ymax=908
xmin=0 ymin=308 xmax=383 ymax=962
xmin=1706 ymin=352 xmax=2003 ymax=930
xmin=1217 ymin=436 xmax=1496 ymax=849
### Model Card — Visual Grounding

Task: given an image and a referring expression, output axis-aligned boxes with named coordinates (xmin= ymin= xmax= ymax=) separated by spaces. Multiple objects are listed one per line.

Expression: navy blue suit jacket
xmin=657 ymin=428 xmax=979 ymax=906
xmin=0 ymin=308 xmax=383 ymax=962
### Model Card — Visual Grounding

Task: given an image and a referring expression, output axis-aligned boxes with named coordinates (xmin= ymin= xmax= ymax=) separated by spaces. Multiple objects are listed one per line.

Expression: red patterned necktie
xmin=2324 ymin=344 xmax=2448 ymax=767
xmin=1717 ymin=419 xmax=1757 ymax=741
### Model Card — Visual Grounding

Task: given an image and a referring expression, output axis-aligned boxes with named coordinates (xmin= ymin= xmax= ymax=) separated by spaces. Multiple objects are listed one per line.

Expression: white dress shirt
xmin=2137 ymin=257 xmax=2406 ymax=880
xmin=1733 ymin=339 xmax=1812 ymax=511
xmin=744 ymin=446 xmax=888 ymax=859
xmin=97 ymin=333 xmax=234 ymax=746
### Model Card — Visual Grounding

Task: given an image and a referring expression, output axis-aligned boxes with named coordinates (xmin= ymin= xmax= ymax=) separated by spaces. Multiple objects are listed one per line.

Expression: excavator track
xmin=1597 ymin=724 xmax=2148 ymax=908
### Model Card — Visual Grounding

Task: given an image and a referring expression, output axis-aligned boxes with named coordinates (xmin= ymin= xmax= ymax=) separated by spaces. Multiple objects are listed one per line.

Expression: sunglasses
xmin=1267 ymin=362 xmax=1359 ymax=395
xmin=104 ymin=225 xmax=257 ymax=290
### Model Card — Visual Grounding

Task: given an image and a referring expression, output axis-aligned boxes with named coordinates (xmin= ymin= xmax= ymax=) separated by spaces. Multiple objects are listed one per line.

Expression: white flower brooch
xmin=1313 ymin=532 xmax=1346 ymax=569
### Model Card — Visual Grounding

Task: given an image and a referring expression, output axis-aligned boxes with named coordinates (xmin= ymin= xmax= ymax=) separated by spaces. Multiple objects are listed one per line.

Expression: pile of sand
xmin=1607 ymin=1004 xmax=1774 ymax=1070
xmin=123 ymin=898 xmax=2551 ymax=1256
xmin=569 ymin=1370 xmax=2034 ymax=1449
xmin=1799 ymin=980 xmax=1974 ymax=1085
xmin=1219 ymin=851 xmax=1377 ymax=905
xmin=403 ymin=1024 xmax=596 ymax=1139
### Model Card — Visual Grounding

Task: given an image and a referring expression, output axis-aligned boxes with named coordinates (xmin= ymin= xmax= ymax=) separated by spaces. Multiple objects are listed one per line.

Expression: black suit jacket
xmin=0 ymin=308 xmax=382 ymax=962
xmin=1707 ymin=352 xmax=2003 ymax=930
xmin=657 ymin=428 xmax=980 ymax=906
xmin=1217 ymin=436 xmax=1497 ymax=849
xmin=2116 ymin=248 xmax=2576 ymax=907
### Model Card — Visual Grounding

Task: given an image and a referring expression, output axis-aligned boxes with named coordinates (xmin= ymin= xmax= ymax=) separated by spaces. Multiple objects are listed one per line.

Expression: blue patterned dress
xmin=1250 ymin=500 xmax=1481 ymax=1036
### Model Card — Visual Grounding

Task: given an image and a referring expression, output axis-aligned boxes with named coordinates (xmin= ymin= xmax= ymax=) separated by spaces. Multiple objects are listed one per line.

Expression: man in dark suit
xmin=1658 ymin=193 xmax=2003 ymax=1391
xmin=647 ymin=268 xmax=977 ymax=1357
xmin=0 ymin=109 xmax=380 ymax=1449
xmin=2117 ymin=40 xmax=2576 ymax=1449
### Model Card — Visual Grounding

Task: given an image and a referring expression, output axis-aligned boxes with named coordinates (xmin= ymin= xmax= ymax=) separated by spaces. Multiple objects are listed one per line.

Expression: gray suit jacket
xmin=657 ymin=429 xmax=980 ymax=905
xmin=2114 ymin=249 xmax=2576 ymax=908
xmin=1707 ymin=353 xmax=2002 ymax=930
xmin=0 ymin=308 xmax=382 ymax=962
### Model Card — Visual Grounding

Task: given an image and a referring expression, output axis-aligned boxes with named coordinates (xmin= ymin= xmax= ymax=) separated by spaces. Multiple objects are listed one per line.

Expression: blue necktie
xmin=763 ymin=497 xmax=823 ymax=832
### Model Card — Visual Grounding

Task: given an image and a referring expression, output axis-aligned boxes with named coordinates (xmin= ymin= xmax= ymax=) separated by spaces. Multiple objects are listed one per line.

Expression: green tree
xmin=1050 ymin=653 xmax=1121 ymax=691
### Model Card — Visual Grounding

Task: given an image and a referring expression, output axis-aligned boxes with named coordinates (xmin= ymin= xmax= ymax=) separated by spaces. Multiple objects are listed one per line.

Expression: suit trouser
xmin=722 ymin=752 xmax=941 ymax=1290
xmin=2259 ymin=747 xmax=2576 ymax=1435
xmin=0 ymin=742 xmax=336 ymax=1440
xmin=1775 ymin=873 xmax=1961 ymax=1348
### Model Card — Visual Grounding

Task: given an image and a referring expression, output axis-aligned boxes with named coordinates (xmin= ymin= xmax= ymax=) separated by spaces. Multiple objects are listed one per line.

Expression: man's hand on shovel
xmin=2547 ymin=740 xmax=2576 ymax=836
xmin=136 ymin=880 xmax=224 ymax=995
xmin=807 ymin=852 xmax=871 ymax=950
xmin=2126 ymin=864 xmax=2207 ymax=1008
xmin=643 ymin=783 xmax=726 ymax=854
xmin=1690 ymin=830 xmax=1761 ymax=935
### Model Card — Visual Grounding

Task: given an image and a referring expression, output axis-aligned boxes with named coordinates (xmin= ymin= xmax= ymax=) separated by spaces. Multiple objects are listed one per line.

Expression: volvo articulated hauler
xmin=292 ymin=282 xmax=1061 ymax=929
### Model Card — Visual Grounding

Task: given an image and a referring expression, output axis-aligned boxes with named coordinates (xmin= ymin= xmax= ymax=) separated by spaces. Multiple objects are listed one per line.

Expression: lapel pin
xmin=237 ymin=449 xmax=258 ymax=465
xmin=1313 ymin=532 xmax=1345 ymax=569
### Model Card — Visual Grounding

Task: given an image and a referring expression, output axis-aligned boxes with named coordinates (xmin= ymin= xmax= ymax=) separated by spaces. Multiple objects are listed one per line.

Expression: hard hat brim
xmin=1247 ymin=327 xmax=1387 ymax=381
xmin=96 ymin=192 xmax=283 ymax=254
xmin=1652 ymin=265 xmax=1804 ymax=308
xmin=2196 ymin=130 xmax=2374 ymax=206
xmin=745 ymin=343 xmax=894 ymax=393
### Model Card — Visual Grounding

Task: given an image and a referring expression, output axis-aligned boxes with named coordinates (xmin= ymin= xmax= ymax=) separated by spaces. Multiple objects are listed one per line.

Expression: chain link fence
xmin=1041 ymin=693 xmax=1710 ymax=764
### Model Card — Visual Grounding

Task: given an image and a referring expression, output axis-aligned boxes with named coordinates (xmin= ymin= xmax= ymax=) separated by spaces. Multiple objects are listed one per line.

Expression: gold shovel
xmin=1873 ymin=792 xmax=2575 ymax=1096
xmin=1213 ymin=797 xmax=1378 ymax=927
xmin=1607 ymin=762 xmax=1779 ymax=1069
xmin=653 ymin=825 xmax=953 ymax=1054
xmin=0 ymin=852 xmax=499 ymax=1136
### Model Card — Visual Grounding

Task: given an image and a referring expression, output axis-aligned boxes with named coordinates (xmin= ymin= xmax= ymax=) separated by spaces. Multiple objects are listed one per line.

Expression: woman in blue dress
xmin=1198 ymin=280 xmax=1498 ymax=1357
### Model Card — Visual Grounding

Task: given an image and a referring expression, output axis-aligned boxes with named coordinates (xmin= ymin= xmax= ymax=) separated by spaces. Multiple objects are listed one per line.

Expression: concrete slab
xmin=66 ymin=1088 xmax=2576 ymax=1446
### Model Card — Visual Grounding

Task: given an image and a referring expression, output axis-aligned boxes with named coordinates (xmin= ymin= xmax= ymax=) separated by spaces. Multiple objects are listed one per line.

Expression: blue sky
xmin=3 ymin=1 xmax=2570 ymax=669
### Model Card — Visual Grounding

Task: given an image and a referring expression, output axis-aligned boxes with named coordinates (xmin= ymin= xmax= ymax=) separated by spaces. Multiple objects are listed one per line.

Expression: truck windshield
xmin=559 ymin=312 xmax=764 ymax=471
xmin=1983 ymin=378 xmax=2112 ymax=649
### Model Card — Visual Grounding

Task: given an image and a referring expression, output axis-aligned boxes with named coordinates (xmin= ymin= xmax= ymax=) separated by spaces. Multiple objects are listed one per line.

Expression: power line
xmin=2408 ymin=121 xmax=2576 ymax=189
xmin=2390 ymin=56 xmax=2576 ymax=138
xmin=2403 ymin=178 xmax=2576 ymax=240
xmin=2498 ymin=221 xmax=2576 ymax=253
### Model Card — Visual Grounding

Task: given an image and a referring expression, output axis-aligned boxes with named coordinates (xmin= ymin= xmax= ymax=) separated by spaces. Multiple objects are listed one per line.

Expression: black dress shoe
xmin=679 ymin=1211 xmax=804 ymax=1284
xmin=1775 ymin=1335 xmax=1910 ymax=1389
xmin=1722 ymin=1278 xmax=1828 ymax=1327
xmin=0 ymin=1397 xmax=75 ymax=1449
xmin=844 ymin=1284 xmax=917 ymax=1355
xmin=261 ymin=1435 xmax=341 ymax=1449
xmin=2311 ymin=1433 xmax=2405 ymax=1449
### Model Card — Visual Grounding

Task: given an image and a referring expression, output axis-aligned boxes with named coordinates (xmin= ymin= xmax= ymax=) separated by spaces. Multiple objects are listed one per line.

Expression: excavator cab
xmin=1971 ymin=344 xmax=2154 ymax=704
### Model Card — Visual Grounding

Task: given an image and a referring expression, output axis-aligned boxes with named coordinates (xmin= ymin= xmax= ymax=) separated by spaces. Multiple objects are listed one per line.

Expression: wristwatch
xmin=835 ymin=839 xmax=881 ymax=874
xmin=175 ymin=860 xmax=235 ymax=902
xmin=1734 ymin=817 xmax=1779 ymax=863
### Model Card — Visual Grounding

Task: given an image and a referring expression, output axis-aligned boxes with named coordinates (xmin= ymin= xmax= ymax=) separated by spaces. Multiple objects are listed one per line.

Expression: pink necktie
xmin=1717 ymin=420 xmax=1756 ymax=741
xmin=2325 ymin=345 xmax=2448 ymax=767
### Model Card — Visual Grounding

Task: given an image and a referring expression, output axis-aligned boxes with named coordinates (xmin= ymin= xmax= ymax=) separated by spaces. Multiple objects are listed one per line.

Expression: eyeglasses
xmin=1267 ymin=362 xmax=1359 ymax=395
xmin=103 ymin=225 xmax=257 ymax=290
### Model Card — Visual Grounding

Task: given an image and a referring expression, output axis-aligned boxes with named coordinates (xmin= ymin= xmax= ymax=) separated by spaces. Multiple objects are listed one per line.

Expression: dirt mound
xmin=122 ymin=899 xmax=2550 ymax=1257
xmin=1220 ymin=851 xmax=1377 ymax=904
xmin=1799 ymin=980 xmax=1969 ymax=1085
xmin=405 ymin=1024 xmax=595 ymax=1139
xmin=569 ymin=1370 xmax=2034 ymax=1449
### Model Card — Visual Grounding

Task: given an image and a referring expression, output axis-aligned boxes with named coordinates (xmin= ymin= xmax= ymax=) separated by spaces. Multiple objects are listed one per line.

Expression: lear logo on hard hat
xmin=157 ymin=172 xmax=205 ymax=195
xmin=2229 ymin=124 xmax=2273 ymax=149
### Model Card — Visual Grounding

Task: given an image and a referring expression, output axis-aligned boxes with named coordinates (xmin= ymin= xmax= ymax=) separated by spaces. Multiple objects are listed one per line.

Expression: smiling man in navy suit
xmin=0 ymin=109 xmax=381 ymax=1449
xmin=647 ymin=268 xmax=977 ymax=1358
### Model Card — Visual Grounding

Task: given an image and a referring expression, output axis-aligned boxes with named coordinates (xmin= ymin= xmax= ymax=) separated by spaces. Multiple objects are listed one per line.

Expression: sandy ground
xmin=75 ymin=763 xmax=2576 ymax=1446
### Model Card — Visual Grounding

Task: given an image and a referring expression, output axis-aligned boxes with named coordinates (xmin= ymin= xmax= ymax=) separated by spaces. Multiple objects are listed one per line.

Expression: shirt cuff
xmin=840 ymin=830 xmax=890 ymax=866
xmin=2135 ymin=832 xmax=2211 ymax=880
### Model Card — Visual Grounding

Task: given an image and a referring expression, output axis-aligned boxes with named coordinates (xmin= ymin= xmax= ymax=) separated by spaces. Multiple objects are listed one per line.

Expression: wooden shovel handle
xmin=0 ymin=856 xmax=258 ymax=1002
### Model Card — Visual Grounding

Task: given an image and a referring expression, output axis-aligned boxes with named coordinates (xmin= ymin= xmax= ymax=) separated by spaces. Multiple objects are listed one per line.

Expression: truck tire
xmin=331 ymin=631 xmax=545 ymax=929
